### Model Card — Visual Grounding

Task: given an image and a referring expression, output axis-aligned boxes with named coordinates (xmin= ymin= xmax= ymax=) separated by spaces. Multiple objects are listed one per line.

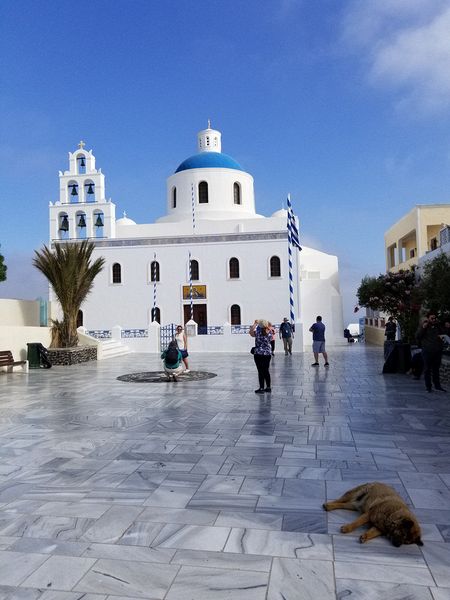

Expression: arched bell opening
xmin=76 ymin=154 xmax=86 ymax=174
xmin=76 ymin=212 xmax=87 ymax=239
xmin=84 ymin=180 xmax=95 ymax=202
xmin=68 ymin=181 xmax=79 ymax=203
xmin=93 ymin=211 xmax=104 ymax=238
xmin=58 ymin=213 xmax=70 ymax=240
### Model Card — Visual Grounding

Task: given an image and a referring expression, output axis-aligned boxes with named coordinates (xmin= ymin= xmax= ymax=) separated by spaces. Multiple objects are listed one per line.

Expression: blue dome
xmin=175 ymin=152 xmax=243 ymax=173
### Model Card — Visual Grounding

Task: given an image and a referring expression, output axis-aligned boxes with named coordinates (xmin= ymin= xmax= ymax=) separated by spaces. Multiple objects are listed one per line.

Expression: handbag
xmin=250 ymin=347 xmax=256 ymax=354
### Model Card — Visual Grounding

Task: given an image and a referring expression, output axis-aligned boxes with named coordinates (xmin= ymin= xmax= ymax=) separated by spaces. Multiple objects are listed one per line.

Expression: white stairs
xmin=99 ymin=339 xmax=131 ymax=359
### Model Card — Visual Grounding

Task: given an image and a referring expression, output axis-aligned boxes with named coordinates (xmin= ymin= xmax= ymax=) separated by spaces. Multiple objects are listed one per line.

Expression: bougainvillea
xmin=357 ymin=268 xmax=421 ymax=342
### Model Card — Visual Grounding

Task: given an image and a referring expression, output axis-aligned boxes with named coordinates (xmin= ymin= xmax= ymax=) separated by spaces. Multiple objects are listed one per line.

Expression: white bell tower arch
xmin=49 ymin=141 xmax=116 ymax=242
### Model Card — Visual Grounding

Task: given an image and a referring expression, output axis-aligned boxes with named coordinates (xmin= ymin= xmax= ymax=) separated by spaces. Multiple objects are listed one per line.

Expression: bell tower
xmin=197 ymin=120 xmax=222 ymax=153
xmin=49 ymin=141 xmax=116 ymax=242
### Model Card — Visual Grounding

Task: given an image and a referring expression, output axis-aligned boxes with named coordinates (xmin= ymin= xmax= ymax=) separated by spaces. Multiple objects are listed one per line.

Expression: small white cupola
xmin=197 ymin=120 xmax=221 ymax=153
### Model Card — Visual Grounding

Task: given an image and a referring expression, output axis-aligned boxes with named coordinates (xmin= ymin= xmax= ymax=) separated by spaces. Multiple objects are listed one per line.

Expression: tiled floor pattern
xmin=0 ymin=346 xmax=449 ymax=599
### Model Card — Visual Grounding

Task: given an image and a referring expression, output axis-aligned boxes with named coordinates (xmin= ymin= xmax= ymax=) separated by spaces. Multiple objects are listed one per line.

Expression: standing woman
xmin=249 ymin=319 xmax=272 ymax=394
xmin=175 ymin=325 xmax=190 ymax=373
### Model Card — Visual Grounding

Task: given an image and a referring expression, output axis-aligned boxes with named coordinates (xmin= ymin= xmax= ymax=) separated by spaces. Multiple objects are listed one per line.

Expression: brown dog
xmin=323 ymin=482 xmax=423 ymax=547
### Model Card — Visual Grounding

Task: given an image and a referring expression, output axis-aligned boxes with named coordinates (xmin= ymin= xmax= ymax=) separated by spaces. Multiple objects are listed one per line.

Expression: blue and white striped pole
xmin=286 ymin=194 xmax=295 ymax=326
xmin=188 ymin=250 xmax=193 ymax=322
xmin=191 ymin=183 xmax=196 ymax=234
xmin=152 ymin=252 xmax=157 ymax=321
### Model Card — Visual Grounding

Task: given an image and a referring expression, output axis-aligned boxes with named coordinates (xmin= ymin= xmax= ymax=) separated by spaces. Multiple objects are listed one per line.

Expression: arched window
xmin=84 ymin=181 xmax=95 ymax=202
xmin=77 ymin=155 xmax=86 ymax=174
xmin=68 ymin=182 xmax=79 ymax=203
xmin=76 ymin=310 xmax=83 ymax=327
xmin=229 ymin=257 xmax=240 ymax=279
xmin=94 ymin=212 xmax=104 ymax=238
xmin=190 ymin=259 xmax=199 ymax=281
xmin=151 ymin=307 xmax=161 ymax=324
xmin=172 ymin=187 xmax=177 ymax=208
xmin=58 ymin=213 xmax=69 ymax=239
xmin=151 ymin=260 xmax=160 ymax=282
xmin=198 ymin=181 xmax=209 ymax=204
xmin=230 ymin=304 xmax=241 ymax=325
xmin=112 ymin=263 xmax=122 ymax=284
xmin=233 ymin=182 xmax=241 ymax=205
xmin=270 ymin=256 xmax=281 ymax=277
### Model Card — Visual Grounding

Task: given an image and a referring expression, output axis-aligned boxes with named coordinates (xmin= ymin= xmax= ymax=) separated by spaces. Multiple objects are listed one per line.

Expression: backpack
xmin=165 ymin=344 xmax=179 ymax=365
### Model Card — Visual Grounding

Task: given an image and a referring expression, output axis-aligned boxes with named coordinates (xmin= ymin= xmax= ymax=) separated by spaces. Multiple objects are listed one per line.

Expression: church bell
xmin=80 ymin=157 xmax=86 ymax=167
xmin=94 ymin=214 xmax=104 ymax=228
xmin=70 ymin=185 xmax=78 ymax=196
xmin=59 ymin=216 xmax=69 ymax=231
xmin=86 ymin=183 xmax=94 ymax=195
xmin=78 ymin=214 xmax=86 ymax=228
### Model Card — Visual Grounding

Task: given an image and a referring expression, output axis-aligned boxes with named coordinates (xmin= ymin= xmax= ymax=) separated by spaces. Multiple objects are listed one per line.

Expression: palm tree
xmin=33 ymin=241 xmax=105 ymax=348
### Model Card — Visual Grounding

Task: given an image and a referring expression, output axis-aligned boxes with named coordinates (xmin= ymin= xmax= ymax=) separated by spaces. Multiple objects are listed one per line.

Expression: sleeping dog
xmin=323 ymin=482 xmax=423 ymax=547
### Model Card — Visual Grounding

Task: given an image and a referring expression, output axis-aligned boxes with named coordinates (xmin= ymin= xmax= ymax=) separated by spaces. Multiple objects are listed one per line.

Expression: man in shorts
xmin=309 ymin=315 xmax=329 ymax=367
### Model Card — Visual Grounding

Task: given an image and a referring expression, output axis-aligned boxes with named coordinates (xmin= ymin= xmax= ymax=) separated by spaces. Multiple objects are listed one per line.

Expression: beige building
xmin=385 ymin=204 xmax=450 ymax=272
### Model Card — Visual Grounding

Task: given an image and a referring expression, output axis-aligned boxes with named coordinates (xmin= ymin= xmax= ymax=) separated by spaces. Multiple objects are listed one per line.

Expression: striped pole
xmin=152 ymin=252 xmax=157 ymax=321
xmin=286 ymin=194 xmax=295 ymax=325
xmin=191 ymin=183 xmax=196 ymax=234
xmin=188 ymin=250 xmax=193 ymax=321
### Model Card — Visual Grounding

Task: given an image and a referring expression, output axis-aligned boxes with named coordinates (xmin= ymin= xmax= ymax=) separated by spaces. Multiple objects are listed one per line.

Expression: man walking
xmin=279 ymin=317 xmax=293 ymax=355
xmin=309 ymin=315 xmax=329 ymax=367
xmin=416 ymin=312 xmax=446 ymax=393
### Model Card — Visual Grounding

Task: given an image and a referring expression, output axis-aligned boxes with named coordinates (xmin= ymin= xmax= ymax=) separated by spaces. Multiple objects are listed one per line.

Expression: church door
xmin=184 ymin=304 xmax=208 ymax=335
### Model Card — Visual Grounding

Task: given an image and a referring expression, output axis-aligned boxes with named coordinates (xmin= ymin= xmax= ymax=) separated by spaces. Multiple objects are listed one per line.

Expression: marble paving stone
xmin=82 ymin=542 xmax=176 ymax=563
xmin=239 ymin=477 xmax=283 ymax=496
xmin=215 ymin=510 xmax=282 ymax=530
xmin=0 ymin=550 xmax=48 ymax=585
xmin=333 ymin=534 xmax=426 ymax=566
xmin=74 ymin=558 xmax=179 ymax=599
xmin=171 ymin=548 xmax=272 ymax=572
xmin=187 ymin=492 xmax=258 ymax=511
xmin=10 ymin=537 xmax=90 ymax=556
xmin=165 ymin=565 xmax=268 ymax=600
xmin=38 ymin=593 xmax=106 ymax=600
xmin=20 ymin=555 xmax=96 ymax=590
xmin=118 ymin=521 xmax=164 ymax=546
xmin=431 ymin=589 xmax=450 ymax=600
xmin=407 ymin=487 xmax=450 ymax=509
xmin=334 ymin=561 xmax=435 ymax=586
xmin=197 ymin=475 xmax=244 ymax=494
xmin=35 ymin=502 xmax=110 ymax=519
xmin=138 ymin=507 xmax=218 ymax=526
xmin=81 ymin=506 xmax=143 ymax=543
xmin=0 ymin=586 xmax=42 ymax=600
xmin=267 ymin=557 xmax=335 ymax=600
xmin=335 ymin=579 xmax=433 ymax=600
xmin=224 ymin=528 xmax=333 ymax=560
xmin=282 ymin=511 xmax=327 ymax=533
xmin=142 ymin=485 xmax=198 ymax=508
xmin=421 ymin=542 xmax=450 ymax=587
xmin=151 ymin=524 xmax=231 ymax=551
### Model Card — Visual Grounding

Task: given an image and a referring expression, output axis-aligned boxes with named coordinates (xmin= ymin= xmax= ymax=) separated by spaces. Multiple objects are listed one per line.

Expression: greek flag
xmin=286 ymin=195 xmax=302 ymax=251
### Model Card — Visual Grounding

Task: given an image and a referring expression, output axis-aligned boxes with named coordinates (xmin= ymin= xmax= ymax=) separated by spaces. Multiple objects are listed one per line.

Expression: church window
xmin=233 ymin=182 xmax=241 ymax=205
xmin=230 ymin=304 xmax=241 ymax=325
xmin=199 ymin=181 xmax=208 ymax=204
xmin=214 ymin=137 xmax=218 ymax=147
xmin=190 ymin=259 xmax=199 ymax=281
xmin=85 ymin=181 xmax=95 ymax=202
xmin=270 ymin=256 xmax=281 ymax=277
xmin=151 ymin=260 xmax=160 ymax=282
xmin=206 ymin=136 xmax=210 ymax=146
xmin=172 ymin=187 xmax=177 ymax=208
xmin=77 ymin=155 xmax=86 ymax=174
xmin=229 ymin=257 xmax=240 ymax=279
xmin=112 ymin=263 xmax=122 ymax=284
xmin=151 ymin=307 xmax=161 ymax=324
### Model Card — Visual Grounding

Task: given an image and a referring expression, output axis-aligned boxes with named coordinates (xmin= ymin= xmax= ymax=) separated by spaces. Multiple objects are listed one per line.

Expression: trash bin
xmin=27 ymin=343 xmax=42 ymax=369
xmin=27 ymin=343 xmax=52 ymax=369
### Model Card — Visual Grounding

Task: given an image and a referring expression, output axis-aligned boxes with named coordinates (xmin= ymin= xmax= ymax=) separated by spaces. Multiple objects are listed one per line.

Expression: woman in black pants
xmin=249 ymin=319 xmax=273 ymax=394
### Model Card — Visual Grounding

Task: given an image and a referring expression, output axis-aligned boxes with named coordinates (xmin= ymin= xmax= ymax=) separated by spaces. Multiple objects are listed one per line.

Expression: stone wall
xmin=48 ymin=346 xmax=97 ymax=365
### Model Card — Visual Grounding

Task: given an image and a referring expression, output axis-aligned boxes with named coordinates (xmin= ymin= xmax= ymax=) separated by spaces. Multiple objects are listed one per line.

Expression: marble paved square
xmin=0 ymin=346 xmax=449 ymax=599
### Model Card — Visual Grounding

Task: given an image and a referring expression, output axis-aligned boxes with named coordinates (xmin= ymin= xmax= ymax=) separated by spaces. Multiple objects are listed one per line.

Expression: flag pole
xmin=152 ymin=252 xmax=157 ymax=321
xmin=286 ymin=194 xmax=295 ymax=326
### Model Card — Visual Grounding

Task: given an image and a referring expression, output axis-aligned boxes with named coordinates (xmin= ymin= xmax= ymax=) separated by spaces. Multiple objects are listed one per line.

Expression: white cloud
xmin=341 ymin=1 xmax=450 ymax=115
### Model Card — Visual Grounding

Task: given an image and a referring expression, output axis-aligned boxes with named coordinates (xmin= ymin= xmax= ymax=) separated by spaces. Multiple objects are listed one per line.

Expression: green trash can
xmin=27 ymin=343 xmax=43 ymax=369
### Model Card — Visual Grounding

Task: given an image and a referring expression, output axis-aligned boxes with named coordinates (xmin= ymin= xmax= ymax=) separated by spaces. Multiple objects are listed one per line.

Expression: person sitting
xmin=344 ymin=328 xmax=355 ymax=343
xmin=161 ymin=340 xmax=184 ymax=381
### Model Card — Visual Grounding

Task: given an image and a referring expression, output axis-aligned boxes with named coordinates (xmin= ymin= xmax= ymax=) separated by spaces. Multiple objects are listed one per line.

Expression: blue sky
xmin=2 ymin=0 xmax=450 ymax=325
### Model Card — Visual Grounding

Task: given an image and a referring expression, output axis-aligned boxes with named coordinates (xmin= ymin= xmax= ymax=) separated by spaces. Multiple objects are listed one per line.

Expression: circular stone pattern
xmin=117 ymin=371 xmax=217 ymax=383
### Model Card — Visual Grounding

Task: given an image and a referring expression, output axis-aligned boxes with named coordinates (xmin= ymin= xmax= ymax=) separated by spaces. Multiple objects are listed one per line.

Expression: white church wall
xmin=0 ymin=299 xmax=41 ymax=326
xmin=0 ymin=326 xmax=51 ymax=361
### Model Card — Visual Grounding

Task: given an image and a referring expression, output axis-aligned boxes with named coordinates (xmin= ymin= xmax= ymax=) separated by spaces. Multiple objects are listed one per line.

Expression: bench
xmin=0 ymin=351 xmax=29 ymax=373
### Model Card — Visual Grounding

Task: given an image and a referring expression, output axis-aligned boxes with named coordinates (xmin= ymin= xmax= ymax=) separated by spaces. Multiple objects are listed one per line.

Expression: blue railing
xmin=86 ymin=329 xmax=112 ymax=339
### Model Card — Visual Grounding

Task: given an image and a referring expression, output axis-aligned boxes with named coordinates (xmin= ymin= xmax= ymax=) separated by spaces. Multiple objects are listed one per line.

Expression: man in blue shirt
xmin=309 ymin=315 xmax=329 ymax=367
xmin=279 ymin=317 xmax=294 ymax=355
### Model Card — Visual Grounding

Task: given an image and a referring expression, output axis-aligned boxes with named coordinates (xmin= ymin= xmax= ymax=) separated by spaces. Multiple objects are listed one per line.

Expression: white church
xmin=49 ymin=124 xmax=344 ymax=352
